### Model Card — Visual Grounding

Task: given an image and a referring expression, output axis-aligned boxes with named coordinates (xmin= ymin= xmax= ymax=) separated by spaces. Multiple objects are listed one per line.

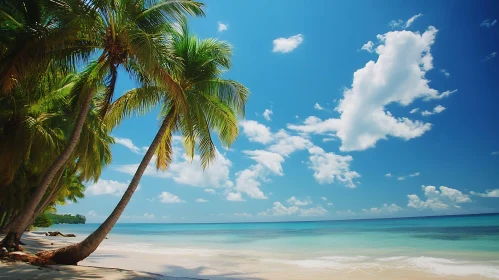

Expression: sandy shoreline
xmin=0 ymin=234 xmax=198 ymax=280
xmin=1 ymin=233 xmax=497 ymax=279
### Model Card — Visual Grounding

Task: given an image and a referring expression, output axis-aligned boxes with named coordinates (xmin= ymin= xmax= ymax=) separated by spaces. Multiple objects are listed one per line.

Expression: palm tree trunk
xmin=25 ymin=170 xmax=65 ymax=230
xmin=37 ymin=110 xmax=175 ymax=264
xmin=0 ymin=91 xmax=94 ymax=251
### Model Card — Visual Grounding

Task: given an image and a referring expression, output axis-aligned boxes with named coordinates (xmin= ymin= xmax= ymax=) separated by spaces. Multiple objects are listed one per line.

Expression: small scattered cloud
xmin=234 ymin=212 xmax=253 ymax=217
xmin=405 ymin=13 xmax=423 ymax=27
xmin=287 ymin=196 xmax=312 ymax=206
xmin=86 ymin=179 xmax=130 ymax=196
xmin=114 ymin=138 xmax=233 ymax=190
xmin=259 ymin=202 xmax=299 ymax=216
xmin=300 ymin=205 xmax=328 ymax=216
xmin=440 ymin=69 xmax=450 ymax=78
xmin=308 ymin=146 xmax=360 ymax=188
xmin=483 ymin=52 xmax=497 ymax=61
xmin=408 ymin=185 xmax=471 ymax=210
xmin=272 ymin=34 xmax=303 ymax=53
xmin=114 ymin=137 xmax=147 ymax=154
xmin=389 ymin=172 xmax=420 ymax=181
xmin=314 ymin=102 xmax=325 ymax=111
xmin=196 ymin=198 xmax=208 ymax=203
xmin=409 ymin=172 xmax=420 ymax=177
xmin=218 ymin=22 xmax=228 ymax=32
xmin=480 ymin=19 xmax=497 ymax=28
xmin=421 ymin=105 xmax=446 ymax=116
xmin=327 ymin=202 xmax=333 ymax=206
xmin=321 ymin=197 xmax=327 ymax=201
xmin=409 ymin=108 xmax=419 ymax=114
xmin=390 ymin=13 xmax=423 ymax=29
xmin=361 ymin=41 xmax=374 ymax=53
xmin=205 ymin=188 xmax=216 ymax=194
xmin=239 ymin=120 xmax=273 ymax=144
xmin=158 ymin=192 xmax=184 ymax=203
xmin=362 ymin=203 xmax=403 ymax=214
xmin=263 ymin=109 xmax=273 ymax=121
xmin=470 ymin=189 xmax=499 ymax=198
xmin=143 ymin=213 xmax=155 ymax=219
xmin=336 ymin=210 xmax=355 ymax=215
xmin=226 ymin=192 xmax=245 ymax=201
xmin=492 ymin=151 xmax=499 ymax=156
xmin=322 ymin=137 xmax=336 ymax=143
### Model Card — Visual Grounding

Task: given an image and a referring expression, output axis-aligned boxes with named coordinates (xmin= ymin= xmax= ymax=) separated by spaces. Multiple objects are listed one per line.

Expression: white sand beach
xmin=1 ymin=233 xmax=497 ymax=280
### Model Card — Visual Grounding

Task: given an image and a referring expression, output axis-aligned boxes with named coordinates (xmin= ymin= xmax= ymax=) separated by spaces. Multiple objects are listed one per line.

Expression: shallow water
xmin=40 ymin=213 xmax=499 ymax=279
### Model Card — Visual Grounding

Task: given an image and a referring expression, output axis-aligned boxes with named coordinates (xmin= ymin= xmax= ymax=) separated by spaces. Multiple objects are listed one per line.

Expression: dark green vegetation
xmin=0 ymin=0 xmax=248 ymax=265
xmin=32 ymin=213 xmax=53 ymax=228
xmin=32 ymin=213 xmax=86 ymax=228
xmin=46 ymin=214 xmax=86 ymax=225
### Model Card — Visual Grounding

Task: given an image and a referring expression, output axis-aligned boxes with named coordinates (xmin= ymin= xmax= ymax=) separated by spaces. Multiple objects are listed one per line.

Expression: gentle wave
xmin=264 ymin=255 xmax=499 ymax=278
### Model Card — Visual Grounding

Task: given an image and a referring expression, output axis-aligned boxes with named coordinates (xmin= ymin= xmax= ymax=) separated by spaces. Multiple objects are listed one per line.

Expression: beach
xmin=2 ymin=214 xmax=499 ymax=279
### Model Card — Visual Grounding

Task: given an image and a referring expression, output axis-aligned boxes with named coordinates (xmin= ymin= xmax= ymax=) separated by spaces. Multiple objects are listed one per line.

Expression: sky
xmin=59 ymin=0 xmax=499 ymax=223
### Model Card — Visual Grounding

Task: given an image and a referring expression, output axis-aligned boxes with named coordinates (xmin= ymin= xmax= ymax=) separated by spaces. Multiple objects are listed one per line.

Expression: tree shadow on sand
xmin=161 ymin=264 xmax=265 ymax=280
xmin=0 ymin=261 xmax=168 ymax=280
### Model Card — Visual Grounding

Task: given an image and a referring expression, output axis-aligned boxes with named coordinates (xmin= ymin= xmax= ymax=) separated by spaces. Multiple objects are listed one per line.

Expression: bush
xmin=33 ymin=213 xmax=53 ymax=228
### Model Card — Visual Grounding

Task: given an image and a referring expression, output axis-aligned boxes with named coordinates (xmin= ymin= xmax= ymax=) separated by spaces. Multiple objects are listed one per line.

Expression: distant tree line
xmin=33 ymin=213 xmax=86 ymax=228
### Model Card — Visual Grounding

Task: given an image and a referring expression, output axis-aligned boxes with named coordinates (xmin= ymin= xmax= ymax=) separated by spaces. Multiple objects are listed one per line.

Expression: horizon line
xmin=79 ymin=211 xmax=499 ymax=225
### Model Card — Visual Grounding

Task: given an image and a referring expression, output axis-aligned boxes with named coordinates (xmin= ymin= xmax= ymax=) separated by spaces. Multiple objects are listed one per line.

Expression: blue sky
xmin=59 ymin=0 xmax=499 ymax=223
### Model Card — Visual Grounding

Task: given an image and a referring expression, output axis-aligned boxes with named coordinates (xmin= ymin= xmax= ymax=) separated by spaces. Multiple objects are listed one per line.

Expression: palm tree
xmin=0 ymin=0 xmax=83 ymax=95
xmin=1 ymin=0 xmax=204 ymax=249
xmin=0 ymin=70 xmax=112 ymax=243
xmin=37 ymin=22 xmax=249 ymax=265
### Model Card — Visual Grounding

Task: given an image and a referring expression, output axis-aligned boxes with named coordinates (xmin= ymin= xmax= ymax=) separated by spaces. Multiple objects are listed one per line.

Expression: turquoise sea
xmin=40 ymin=213 xmax=499 ymax=278
xmin=45 ymin=214 xmax=499 ymax=258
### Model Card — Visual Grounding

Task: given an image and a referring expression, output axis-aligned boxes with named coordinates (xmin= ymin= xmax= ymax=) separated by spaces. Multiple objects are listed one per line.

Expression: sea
xmin=40 ymin=213 xmax=499 ymax=279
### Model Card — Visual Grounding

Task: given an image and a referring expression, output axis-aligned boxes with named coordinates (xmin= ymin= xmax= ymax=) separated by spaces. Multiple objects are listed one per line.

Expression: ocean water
xmin=41 ymin=213 xmax=499 ymax=278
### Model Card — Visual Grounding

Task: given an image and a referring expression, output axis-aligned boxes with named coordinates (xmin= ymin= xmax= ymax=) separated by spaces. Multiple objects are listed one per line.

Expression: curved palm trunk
xmin=37 ymin=112 xmax=174 ymax=265
xmin=24 ymin=171 xmax=66 ymax=231
xmin=0 ymin=91 xmax=94 ymax=251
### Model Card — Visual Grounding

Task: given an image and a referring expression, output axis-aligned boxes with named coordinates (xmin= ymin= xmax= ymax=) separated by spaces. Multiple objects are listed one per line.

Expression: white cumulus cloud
xmin=226 ymin=192 xmax=245 ymax=201
xmin=272 ymin=34 xmax=303 ymax=53
xmin=114 ymin=138 xmax=233 ymax=189
xmin=287 ymin=196 xmax=312 ymax=206
xmin=289 ymin=27 xmax=455 ymax=151
xmin=259 ymin=202 xmax=300 ymax=216
xmin=86 ymin=179 xmax=129 ymax=196
xmin=308 ymin=147 xmax=360 ymax=188
xmin=159 ymin=192 xmax=184 ymax=203
xmin=470 ymin=189 xmax=499 ymax=198
xmin=300 ymin=205 xmax=328 ymax=216
xmin=196 ymin=198 xmax=208 ymax=203
xmin=408 ymin=185 xmax=471 ymax=210
xmin=362 ymin=203 xmax=403 ymax=214
xmin=239 ymin=120 xmax=273 ymax=144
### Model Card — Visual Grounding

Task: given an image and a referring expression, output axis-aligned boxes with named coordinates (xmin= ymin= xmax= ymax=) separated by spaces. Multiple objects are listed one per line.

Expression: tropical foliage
xmin=0 ymin=0 xmax=249 ymax=265
xmin=46 ymin=213 xmax=86 ymax=225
